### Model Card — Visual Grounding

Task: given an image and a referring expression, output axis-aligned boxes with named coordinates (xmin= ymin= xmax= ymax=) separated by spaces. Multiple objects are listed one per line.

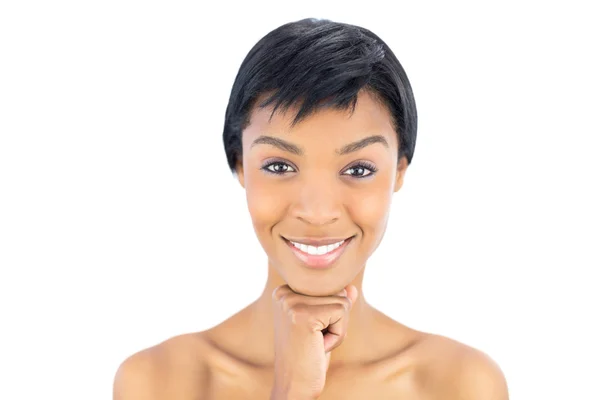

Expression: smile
xmin=289 ymin=239 xmax=346 ymax=255
xmin=281 ymin=235 xmax=355 ymax=269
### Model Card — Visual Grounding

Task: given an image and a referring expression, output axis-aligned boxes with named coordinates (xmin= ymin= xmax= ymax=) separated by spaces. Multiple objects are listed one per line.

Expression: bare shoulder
xmin=113 ymin=332 xmax=210 ymax=400
xmin=417 ymin=333 xmax=509 ymax=399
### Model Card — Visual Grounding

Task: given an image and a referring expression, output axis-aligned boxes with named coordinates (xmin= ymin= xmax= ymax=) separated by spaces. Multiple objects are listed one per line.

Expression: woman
xmin=114 ymin=18 xmax=508 ymax=399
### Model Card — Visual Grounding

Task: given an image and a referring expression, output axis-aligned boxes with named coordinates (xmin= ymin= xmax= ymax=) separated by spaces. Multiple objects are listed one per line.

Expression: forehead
xmin=243 ymin=90 xmax=397 ymax=147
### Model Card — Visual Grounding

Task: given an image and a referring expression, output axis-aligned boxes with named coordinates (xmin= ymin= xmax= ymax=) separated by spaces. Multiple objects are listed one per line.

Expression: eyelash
xmin=261 ymin=160 xmax=378 ymax=179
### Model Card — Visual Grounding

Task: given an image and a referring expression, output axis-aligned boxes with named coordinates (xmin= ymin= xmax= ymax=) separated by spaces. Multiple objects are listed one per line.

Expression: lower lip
xmin=283 ymin=236 xmax=354 ymax=269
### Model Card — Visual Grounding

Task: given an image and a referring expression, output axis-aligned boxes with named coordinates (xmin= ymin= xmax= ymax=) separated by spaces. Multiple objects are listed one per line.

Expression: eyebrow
xmin=250 ymin=134 xmax=389 ymax=156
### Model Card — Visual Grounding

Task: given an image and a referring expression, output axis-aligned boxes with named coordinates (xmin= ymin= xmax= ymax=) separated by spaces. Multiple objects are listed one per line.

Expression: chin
xmin=281 ymin=269 xmax=354 ymax=297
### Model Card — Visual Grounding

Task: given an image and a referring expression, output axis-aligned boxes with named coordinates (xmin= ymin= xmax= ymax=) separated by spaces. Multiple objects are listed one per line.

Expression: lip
xmin=282 ymin=235 xmax=355 ymax=269
xmin=282 ymin=236 xmax=351 ymax=246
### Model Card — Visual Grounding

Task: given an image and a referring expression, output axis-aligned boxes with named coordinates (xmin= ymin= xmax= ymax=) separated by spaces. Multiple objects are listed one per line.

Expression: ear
xmin=235 ymin=158 xmax=245 ymax=189
xmin=393 ymin=155 xmax=409 ymax=193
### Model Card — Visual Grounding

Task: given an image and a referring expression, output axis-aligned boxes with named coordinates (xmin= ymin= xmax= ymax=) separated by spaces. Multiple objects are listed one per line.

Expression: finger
xmin=323 ymin=319 xmax=347 ymax=353
xmin=345 ymin=285 xmax=358 ymax=306
xmin=283 ymin=291 xmax=351 ymax=308
xmin=272 ymin=284 xmax=292 ymax=302
xmin=294 ymin=288 xmax=347 ymax=298
xmin=313 ymin=304 xmax=350 ymax=353
xmin=273 ymin=285 xmax=352 ymax=313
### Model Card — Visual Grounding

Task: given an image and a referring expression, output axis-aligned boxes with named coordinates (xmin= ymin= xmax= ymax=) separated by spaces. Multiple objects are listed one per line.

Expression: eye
xmin=342 ymin=161 xmax=378 ymax=178
xmin=262 ymin=161 xmax=296 ymax=175
xmin=261 ymin=160 xmax=378 ymax=178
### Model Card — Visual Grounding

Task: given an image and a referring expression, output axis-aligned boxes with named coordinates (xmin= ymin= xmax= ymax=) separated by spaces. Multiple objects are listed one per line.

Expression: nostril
xmin=296 ymin=215 xmax=339 ymax=226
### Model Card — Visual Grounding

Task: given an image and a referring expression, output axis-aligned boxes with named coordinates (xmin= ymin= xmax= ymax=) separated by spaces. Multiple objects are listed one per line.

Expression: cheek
xmin=346 ymin=180 xmax=393 ymax=239
xmin=245 ymin=174 xmax=286 ymax=234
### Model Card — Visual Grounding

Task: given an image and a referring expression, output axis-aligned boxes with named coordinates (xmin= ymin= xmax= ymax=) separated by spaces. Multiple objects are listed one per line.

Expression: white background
xmin=1 ymin=1 xmax=598 ymax=399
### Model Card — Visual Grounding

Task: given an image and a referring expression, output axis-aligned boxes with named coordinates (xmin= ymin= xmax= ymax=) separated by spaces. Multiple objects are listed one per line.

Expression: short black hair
xmin=222 ymin=18 xmax=418 ymax=173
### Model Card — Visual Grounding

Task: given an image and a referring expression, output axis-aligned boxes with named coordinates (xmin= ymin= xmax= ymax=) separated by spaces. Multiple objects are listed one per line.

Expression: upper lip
xmin=282 ymin=235 xmax=354 ymax=246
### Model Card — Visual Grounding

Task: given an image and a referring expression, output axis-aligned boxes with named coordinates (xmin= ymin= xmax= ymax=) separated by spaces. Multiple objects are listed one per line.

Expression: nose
xmin=289 ymin=174 xmax=342 ymax=226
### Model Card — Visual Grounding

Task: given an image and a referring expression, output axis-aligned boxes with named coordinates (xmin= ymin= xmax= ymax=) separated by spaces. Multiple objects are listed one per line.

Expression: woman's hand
xmin=270 ymin=284 xmax=358 ymax=400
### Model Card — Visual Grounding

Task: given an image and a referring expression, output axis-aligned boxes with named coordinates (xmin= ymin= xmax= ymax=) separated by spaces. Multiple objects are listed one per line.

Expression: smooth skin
xmin=113 ymin=90 xmax=509 ymax=399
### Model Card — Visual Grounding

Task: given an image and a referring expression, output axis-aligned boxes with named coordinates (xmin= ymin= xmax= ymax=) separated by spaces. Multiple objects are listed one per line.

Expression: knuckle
xmin=279 ymin=293 xmax=290 ymax=305
xmin=309 ymin=319 xmax=325 ymax=332
xmin=344 ymin=299 xmax=352 ymax=311
xmin=282 ymin=293 xmax=302 ymax=308
xmin=271 ymin=288 xmax=281 ymax=301
xmin=286 ymin=304 xmax=308 ymax=323
xmin=335 ymin=301 xmax=349 ymax=313
xmin=272 ymin=285 xmax=288 ymax=301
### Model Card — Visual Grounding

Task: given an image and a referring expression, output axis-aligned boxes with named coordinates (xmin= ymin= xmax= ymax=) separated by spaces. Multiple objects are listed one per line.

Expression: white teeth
xmin=290 ymin=239 xmax=346 ymax=255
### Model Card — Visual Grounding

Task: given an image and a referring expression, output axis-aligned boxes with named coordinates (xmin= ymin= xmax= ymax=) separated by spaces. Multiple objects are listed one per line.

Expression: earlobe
xmin=235 ymin=159 xmax=245 ymax=189
xmin=393 ymin=156 xmax=408 ymax=193
xmin=393 ymin=174 xmax=403 ymax=192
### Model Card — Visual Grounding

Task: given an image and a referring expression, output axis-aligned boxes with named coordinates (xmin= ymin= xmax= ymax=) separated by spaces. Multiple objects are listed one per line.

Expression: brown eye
xmin=345 ymin=166 xmax=369 ymax=177
xmin=342 ymin=161 xmax=377 ymax=178
xmin=263 ymin=161 xmax=296 ymax=174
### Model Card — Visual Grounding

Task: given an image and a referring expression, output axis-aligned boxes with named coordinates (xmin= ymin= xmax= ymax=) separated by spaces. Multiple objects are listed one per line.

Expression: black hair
xmin=222 ymin=18 xmax=418 ymax=173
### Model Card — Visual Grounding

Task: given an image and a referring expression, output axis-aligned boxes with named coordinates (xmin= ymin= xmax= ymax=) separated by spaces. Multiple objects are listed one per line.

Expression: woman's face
xmin=236 ymin=90 xmax=408 ymax=296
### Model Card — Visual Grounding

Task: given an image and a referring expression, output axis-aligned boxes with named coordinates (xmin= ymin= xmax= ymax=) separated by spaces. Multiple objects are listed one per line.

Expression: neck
xmin=246 ymin=261 xmax=379 ymax=368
